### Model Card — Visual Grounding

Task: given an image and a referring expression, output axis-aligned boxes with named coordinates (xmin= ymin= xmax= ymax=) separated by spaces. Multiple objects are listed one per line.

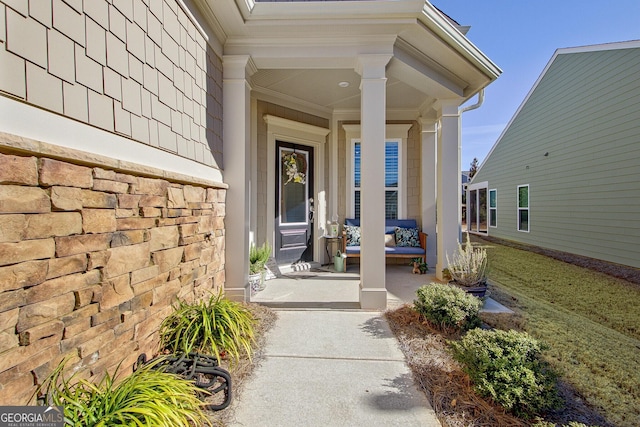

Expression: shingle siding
xmin=473 ymin=45 xmax=640 ymax=268
xmin=0 ymin=0 xmax=223 ymax=168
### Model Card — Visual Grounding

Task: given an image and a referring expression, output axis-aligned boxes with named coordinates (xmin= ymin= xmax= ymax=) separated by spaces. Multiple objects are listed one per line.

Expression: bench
xmin=340 ymin=218 xmax=427 ymax=270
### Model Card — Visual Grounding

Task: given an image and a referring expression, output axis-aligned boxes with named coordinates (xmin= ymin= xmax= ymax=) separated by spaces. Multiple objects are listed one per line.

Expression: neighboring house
xmin=0 ymin=0 xmax=499 ymax=402
xmin=469 ymin=40 xmax=640 ymax=269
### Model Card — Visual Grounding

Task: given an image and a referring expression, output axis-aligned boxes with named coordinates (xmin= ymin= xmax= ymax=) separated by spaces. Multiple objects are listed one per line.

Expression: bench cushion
xmin=344 ymin=246 xmax=425 ymax=256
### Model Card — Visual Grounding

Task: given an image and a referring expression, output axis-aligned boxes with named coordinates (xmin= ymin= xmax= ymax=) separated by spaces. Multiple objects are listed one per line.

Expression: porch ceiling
xmin=200 ymin=0 xmax=501 ymax=115
xmin=250 ymin=68 xmax=436 ymax=113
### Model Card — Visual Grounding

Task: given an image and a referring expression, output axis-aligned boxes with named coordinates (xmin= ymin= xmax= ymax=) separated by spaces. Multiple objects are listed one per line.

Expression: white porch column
xmin=357 ymin=54 xmax=391 ymax=309
xmin=420 ymin=118 xmax=437 ymax=270
xmin=223 ymin=55 xmax=255 ymax=301
xmin=436 ymin=101 xmax=462 ymax=280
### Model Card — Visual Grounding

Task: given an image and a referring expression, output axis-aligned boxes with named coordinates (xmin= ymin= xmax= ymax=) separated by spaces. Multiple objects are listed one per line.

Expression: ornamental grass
xmin=37 ymin=359 xmax=210 ymax=427
xmin=160 ymin=292 xmax=256 ymax=364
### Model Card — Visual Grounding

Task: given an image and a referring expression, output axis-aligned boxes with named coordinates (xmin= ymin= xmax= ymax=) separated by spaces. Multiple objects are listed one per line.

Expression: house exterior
xmin=0 ymin=0 xmax=499 ymax=403
xmin=468 ymin=41 xmax=640 ymax=269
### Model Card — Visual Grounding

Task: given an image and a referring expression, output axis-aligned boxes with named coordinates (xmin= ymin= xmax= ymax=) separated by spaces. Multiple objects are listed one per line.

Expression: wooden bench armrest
xmin=419 ymin=232 xmax=428 ymax=251
xmin=342 ymin=230 xmax=347 ymax=254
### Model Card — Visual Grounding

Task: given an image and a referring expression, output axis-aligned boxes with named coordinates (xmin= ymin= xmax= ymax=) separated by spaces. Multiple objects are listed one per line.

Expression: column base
xmin=224 ymin=286 xmax=248 ymax=302
xmin=435 ymin=262 xmax=445 ymax=281
xmin=359 ymin=287 xmax=387 ymax=310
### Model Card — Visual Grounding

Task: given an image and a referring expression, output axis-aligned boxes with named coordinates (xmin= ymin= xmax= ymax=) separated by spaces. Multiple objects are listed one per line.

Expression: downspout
xmin=459 ymin=88 xmax=485 ymax=114
xmin=458 ymin=88 xmax=485 ymax=239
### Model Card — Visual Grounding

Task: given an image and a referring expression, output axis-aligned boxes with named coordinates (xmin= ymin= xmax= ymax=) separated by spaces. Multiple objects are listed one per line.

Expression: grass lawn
xmin=474 ymin=235 xmax=640 ymax=427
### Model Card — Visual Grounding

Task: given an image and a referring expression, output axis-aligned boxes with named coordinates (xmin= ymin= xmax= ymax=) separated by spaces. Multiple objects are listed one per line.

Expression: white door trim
xmin=264 ymin=115 xmax=330 ymax=265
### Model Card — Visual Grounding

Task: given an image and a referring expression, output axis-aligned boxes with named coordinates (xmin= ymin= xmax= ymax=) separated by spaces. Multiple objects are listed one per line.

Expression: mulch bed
xmin=206 ymin=303 xmax=278 ymax=426
xmin=385 ymin=304 xmax=613 ymax=427
xmin=385 ymin=305 xmax=528 ymax=427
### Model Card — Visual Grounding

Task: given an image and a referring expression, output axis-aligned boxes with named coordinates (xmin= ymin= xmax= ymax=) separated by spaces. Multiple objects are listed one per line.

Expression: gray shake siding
xmin=472 ymin=43 xmax=640 ymax=269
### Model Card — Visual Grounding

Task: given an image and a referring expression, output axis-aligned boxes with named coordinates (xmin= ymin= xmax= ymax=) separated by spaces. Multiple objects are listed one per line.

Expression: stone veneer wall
xmin=0 ymin=148 xmax=226 ymax=405
xmin=0 ymin=0 xmax=223 ymax=167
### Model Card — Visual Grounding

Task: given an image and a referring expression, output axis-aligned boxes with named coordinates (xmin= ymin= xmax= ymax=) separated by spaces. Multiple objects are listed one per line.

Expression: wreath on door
xmin=282 ymin=152 xmax=307 ymax=185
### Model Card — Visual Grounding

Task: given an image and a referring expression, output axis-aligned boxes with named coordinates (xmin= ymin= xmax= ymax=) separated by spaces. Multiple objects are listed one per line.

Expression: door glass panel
xmin=478 ymin=188 xmax=487 ymax=233
xmin=469 ymin=190 xmax=477 ymax=232
xmin=280 ymin=148 xmax=308 ymax=224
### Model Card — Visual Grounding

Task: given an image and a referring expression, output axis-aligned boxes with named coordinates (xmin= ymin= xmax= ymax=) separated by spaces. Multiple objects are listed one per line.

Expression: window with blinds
xmin=353 ymin=141 xmax=399 ymax=219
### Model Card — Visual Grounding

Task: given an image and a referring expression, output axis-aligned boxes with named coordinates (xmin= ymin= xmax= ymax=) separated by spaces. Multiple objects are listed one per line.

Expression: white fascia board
xmin=242 ymin=0 xmax=424 ymax=21
xmin=391 ymin=42 xmax=466 ymax=97
xmin=420 ymin=2 xmax=501 ymax=81
xmin=557 ymin=39 xmax=640 ymax=55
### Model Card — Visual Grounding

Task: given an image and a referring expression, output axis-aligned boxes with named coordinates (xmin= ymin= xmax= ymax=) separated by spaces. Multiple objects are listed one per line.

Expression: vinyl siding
xmin=473 ymin=46 xmax=640 ymax=268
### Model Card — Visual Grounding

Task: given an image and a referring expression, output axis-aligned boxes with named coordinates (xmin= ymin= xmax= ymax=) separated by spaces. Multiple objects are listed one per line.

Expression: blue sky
xmin=433 ymin=0 xmax=640 ymax=170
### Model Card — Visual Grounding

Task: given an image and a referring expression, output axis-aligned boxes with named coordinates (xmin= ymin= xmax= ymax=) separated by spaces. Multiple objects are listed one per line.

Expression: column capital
xmin=419 ymin=117 xmax=437 ymax=133
xmin=434 ymin=99 xmax=463 ymax=117
xmin=356 ymin=54 xmax=393 ymax=79
xmin=223 ymin=55 xmax=258 ymax=80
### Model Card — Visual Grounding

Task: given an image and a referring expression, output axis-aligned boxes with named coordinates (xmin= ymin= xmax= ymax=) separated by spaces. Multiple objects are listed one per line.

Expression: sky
xmin=432 ymin=0 xmax=640 ymax=170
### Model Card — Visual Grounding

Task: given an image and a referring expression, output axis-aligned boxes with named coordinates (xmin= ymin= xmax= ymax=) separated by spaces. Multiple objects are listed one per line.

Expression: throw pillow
xmin=384 ymin=234 xmax=396 ymax=247
xmin=345 ymin=225 xmax=361 ymax=246
xmin=395 ymin=227 xmax=420 ymax=247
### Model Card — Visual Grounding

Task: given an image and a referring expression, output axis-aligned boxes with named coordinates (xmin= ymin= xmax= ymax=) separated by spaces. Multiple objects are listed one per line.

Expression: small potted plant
xmin=445 ymin=233 xmax=488 ymax=297
xmin=410 ymin=258 xmax=428 ymax=274
xmin=249 ymin=242 xmax=271 ymax=294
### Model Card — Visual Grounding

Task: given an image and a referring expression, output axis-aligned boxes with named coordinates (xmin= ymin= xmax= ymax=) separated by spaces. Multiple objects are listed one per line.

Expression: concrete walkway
xmin=228 ymin=310 xmax=441 ymax=427
xmin=229 ymin=265 xmax=512 ymax=426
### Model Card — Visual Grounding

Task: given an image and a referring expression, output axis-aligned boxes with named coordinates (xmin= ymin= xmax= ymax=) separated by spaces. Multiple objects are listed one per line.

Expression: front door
xmin=275 ymin=141 xmax=314 ymax=264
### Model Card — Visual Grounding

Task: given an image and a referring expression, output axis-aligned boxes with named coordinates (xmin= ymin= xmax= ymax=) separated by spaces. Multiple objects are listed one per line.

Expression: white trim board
xmin=0 ymin=96 xmax=224 ymax=184
xmin=264 ymin=114 xmax=330 ymax=265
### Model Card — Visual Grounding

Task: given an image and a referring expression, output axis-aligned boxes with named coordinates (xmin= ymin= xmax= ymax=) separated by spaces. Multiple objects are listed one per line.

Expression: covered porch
xmin=250 ymin=264 xmax=512 ymax=313
xmin=209 ymin=0 xmax=501 ymax=308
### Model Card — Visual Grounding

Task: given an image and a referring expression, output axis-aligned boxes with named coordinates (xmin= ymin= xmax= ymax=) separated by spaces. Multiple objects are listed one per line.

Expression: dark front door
xmin=275 ymin=141 xmax=314 ymax=264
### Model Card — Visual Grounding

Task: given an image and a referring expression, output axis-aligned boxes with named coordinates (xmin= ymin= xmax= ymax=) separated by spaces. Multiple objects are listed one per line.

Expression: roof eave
xmin=419 ymin=2 xmax=502 ymax=82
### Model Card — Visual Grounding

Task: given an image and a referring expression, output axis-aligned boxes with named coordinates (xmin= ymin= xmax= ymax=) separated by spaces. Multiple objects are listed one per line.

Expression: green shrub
xmin=450 ymin=328 xmax=561 ymax=418
xmin=414 ymin=283 xmax=482 ymax=332
xmin=160 ymin=292 xmax=256 ymax=364
xmin=38 ymin=359 xmax=210 ymax=426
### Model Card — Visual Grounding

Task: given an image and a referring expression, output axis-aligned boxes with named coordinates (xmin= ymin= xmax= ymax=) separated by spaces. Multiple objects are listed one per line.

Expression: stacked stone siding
xmin=0 ymin=151 xmax=226 ymax=405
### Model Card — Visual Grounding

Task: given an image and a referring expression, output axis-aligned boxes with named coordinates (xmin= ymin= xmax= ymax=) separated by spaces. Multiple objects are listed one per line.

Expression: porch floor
xmin=250 ymin=264 xmax=512 ymax=313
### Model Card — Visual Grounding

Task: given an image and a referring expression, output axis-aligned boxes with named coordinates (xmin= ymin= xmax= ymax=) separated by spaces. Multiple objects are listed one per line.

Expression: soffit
xmin=198 ymin=0 xmax=500 ymax=113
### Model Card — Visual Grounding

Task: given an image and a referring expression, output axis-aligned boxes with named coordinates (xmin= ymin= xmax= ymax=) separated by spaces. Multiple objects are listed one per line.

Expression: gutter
xmin=420 ymin=2 xmax=502 ymax=80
